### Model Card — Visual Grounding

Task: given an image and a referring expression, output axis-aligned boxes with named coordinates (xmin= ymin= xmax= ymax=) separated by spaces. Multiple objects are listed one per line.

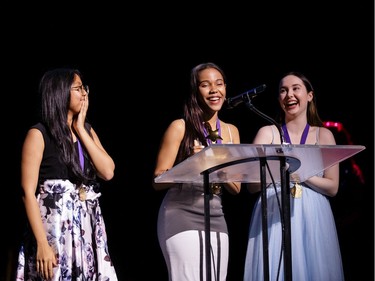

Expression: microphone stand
xmin=245 ymin=102 xmax=285 ymax=144
xmin=244 ymin=99 xmax=293 ymax=281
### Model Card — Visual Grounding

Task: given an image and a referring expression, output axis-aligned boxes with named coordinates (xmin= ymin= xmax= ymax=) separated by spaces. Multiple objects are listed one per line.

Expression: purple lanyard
xmin=77 ymin=140 xmax=85 ymax=171
xmin=204 ymin=119 xmax=222 ymax=144
xmin=282 ymin=124 xmax=310 ymax=144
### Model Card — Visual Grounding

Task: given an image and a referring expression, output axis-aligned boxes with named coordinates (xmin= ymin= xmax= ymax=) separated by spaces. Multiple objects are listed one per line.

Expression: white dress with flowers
xmin=16 ymin=123 xmax=118 ymax=281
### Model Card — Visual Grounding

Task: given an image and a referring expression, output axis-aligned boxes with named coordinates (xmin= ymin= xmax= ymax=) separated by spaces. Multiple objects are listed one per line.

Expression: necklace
xmin=282 ymin=123 xmax=310 ymax=199
xmin=77 ymin=140 xmax=87 ymax=201
xmin=282 ymin=123 xmax=310 ymax=144
xmin=77 ymin=140 xmax=85 ymax=170
xmin=204 ymin=120 xmax=223 ymax=144
xmin=204 ymin=119 xmax=223 ymax=195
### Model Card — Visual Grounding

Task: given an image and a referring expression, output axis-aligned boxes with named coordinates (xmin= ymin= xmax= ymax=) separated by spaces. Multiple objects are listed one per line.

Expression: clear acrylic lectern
xmin=154 ymin=143 xmax=366 ymax=281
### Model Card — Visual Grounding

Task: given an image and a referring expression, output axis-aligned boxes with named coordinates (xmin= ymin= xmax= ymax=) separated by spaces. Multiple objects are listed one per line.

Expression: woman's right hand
xmin=36 ymin=242 xmax=58 ymax=280
xmin=192 ymin=139 xmax=205 ymax=154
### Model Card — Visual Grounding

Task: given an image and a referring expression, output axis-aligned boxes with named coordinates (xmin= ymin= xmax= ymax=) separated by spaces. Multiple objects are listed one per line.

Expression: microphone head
xmin=226 ymin=96 xmax=242 ymax=109
xmin=226 ymin=84 xmax=267 ymax=109
xmin=255 ymin=84 xmax=267 ymax=93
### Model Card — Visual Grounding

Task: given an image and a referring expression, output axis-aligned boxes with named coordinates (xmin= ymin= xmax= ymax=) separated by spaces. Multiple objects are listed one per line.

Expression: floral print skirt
xmin=16 ymin=179 xmax=118 ymax=281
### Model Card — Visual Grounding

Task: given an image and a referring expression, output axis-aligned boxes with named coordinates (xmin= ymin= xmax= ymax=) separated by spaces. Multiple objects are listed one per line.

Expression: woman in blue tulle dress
xmin=243 ymin=72 xmax=344 ymax=281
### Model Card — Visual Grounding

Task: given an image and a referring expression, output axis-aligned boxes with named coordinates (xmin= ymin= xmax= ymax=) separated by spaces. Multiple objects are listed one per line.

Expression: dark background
xmin=2 ymin=2 xmax=374 ymax=281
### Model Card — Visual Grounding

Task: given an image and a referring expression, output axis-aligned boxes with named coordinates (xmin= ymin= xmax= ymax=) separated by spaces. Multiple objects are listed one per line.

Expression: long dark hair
xmin=39 ymin=68 xmax=96 ymax=184
xmin=277 ymin=71 xmax=324 ymax=127
xmin=176 ymin=62 xmax=227 ymax=164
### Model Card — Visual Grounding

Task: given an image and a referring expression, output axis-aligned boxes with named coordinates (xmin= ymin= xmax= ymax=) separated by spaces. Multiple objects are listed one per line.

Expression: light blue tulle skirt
xmin=244 ymin=183 xmax=344 ymax=281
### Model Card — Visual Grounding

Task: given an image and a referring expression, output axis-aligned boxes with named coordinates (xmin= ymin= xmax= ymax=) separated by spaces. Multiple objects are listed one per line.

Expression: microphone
xmin=227 ymin=84 xmax=267 ymax=108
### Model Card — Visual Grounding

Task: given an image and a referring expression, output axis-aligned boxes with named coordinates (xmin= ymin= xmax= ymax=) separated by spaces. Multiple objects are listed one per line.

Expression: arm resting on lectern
xmin=215 ymin=170 xmax=241 ymax=194
xmin=152 ymin=171 xmax=175 ymax=191
xmin=302 ymin=127 xmax=340 ymax=197
xmin=303 ymin=163 xmax=340 ymax=197
xmin=223 ymin=182 xmax=241 ymax=195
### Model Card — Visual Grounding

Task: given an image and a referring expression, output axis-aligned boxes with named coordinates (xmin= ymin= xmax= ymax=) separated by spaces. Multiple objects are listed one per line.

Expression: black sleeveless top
xmin=32 ymin=122 xmax=90 ymax=185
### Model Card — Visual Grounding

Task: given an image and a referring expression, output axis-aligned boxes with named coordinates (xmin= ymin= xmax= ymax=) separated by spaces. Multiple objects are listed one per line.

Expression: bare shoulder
xmin=257 ymin=125 xmax=275 ymax=134
xmin=168 ymin=118 xmax=185 ymax=131
xmin=224 ymin=122 xmax=239 ymax=132
xmin=317 ymin=126 xmax=336 ymax=144
xmin=23 ymin=128 xmax=44 ymax=154
xmin=163 ymin=118 xmax=186 ymax=141
xmin=25 ymin=127 xmax=43 ymax=142
xmin=253 ymin=125 xmax=277 ymax=144
xmin=221 ymin=121 xmax=240 ymax=143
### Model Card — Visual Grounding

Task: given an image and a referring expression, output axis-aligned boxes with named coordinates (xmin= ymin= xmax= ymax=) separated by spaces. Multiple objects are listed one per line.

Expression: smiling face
xmin=278 ymin=74 xmax=313 ymax=118
xmin=197 ymin=67 xmax=226 ymax=114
